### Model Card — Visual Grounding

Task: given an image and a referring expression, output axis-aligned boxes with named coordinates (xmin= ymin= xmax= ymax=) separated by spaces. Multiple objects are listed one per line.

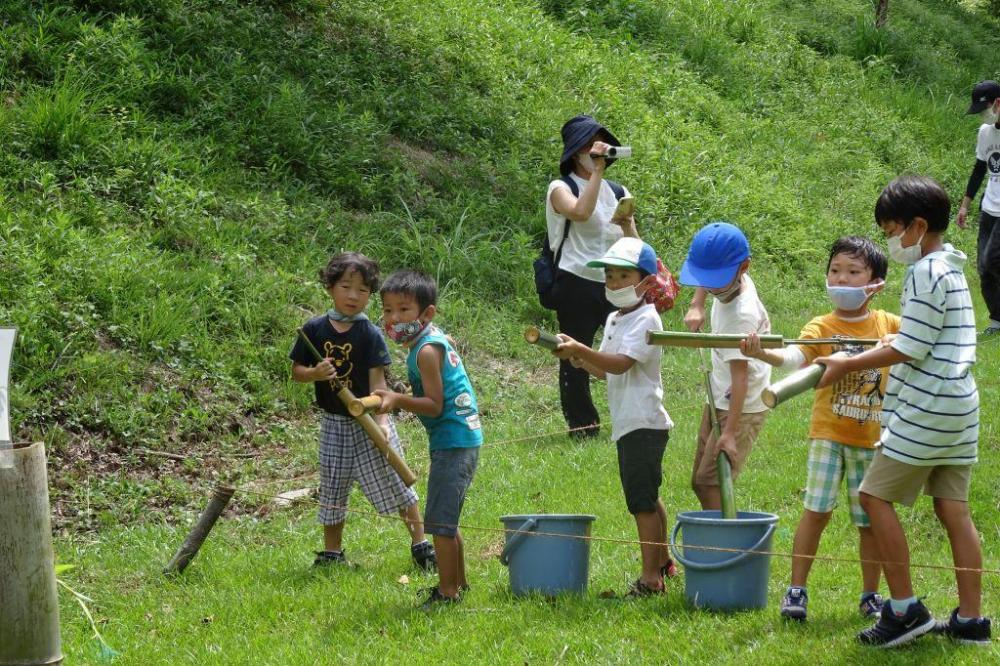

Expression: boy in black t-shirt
xmin=290 ymin=252 xmax=435 ymax=570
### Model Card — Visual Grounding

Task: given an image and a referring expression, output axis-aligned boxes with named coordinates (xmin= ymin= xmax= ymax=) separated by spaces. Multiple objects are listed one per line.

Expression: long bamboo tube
xmin=296 ymin=329 xmax=417 ymax=487
xmin=761 ymin=363 xmax=827 ymax=409
xmin=646 ymin=330 xmax=880 ymax=349
xmin=524 ymin=326 xmax=561 ymax=351
xmin=0 ymin=442 xmax=62 ymax=665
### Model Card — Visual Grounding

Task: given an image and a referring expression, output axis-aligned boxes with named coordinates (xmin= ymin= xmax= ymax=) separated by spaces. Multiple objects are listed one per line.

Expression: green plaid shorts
xmin=804 ymin=439 xmax=876 ymax=527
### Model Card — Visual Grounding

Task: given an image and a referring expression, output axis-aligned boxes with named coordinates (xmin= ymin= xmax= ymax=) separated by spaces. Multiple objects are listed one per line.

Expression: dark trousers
xmin=979 ymin=211 xmax=1000 ymax=322
xmin=553 ymin=270 xmax=615 ymax=434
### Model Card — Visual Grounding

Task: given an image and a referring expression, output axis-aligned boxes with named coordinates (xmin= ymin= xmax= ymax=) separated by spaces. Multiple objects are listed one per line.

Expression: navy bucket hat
xmin=559 ymin=115 xmax=621 ymax=176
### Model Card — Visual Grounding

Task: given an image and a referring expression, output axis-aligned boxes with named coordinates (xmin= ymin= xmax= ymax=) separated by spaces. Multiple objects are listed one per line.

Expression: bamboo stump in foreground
xmin=0 ymin=442 xmax=62 ymax=666
xmin=164 ymin=485 xmax=235 ymax=575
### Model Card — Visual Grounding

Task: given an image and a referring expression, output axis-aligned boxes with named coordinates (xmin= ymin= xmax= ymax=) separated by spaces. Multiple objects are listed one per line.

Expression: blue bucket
xmin=499 ymin=514 xmax=596 ymax=596
xmin=669 ymin=510 xmax=778 ymax=611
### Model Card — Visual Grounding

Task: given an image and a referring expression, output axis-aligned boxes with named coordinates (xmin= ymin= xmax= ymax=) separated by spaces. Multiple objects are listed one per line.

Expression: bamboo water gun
xmin=645 ymin=331 xmax=881 ymax=349
xmin=524 ymin=326 xmax=561 ymax=351
xmin=296 ymin=328 xmax=417 ymax=487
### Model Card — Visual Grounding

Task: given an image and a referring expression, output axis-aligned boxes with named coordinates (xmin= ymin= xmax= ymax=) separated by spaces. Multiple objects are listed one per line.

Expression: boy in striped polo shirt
xmin=817 ymin=176 xmax=990 ymax=648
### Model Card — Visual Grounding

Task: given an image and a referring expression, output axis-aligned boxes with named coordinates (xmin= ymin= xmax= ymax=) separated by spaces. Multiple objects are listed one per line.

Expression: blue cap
xmin=678 ymin=222 xmax=750 ymax=288
xmin=586 ymin=237 xmax=658 ymax=276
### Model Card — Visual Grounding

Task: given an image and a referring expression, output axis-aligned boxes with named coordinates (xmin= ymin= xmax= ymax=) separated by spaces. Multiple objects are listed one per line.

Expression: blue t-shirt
xmin=407 ymin=325 xmax=482 ymax=450
xmin=289 ymin=315 xmax=391 ymax=416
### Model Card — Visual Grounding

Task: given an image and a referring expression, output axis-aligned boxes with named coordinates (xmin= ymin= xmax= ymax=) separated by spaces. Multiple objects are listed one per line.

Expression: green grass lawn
xmin=2 ymin=0 xmax=998 ymax=661
xmin=55 ymin=285 xmax=1000 ymax=664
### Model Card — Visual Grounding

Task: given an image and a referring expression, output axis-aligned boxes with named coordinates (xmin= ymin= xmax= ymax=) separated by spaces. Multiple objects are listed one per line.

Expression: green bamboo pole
xmin=761 ymin=363 xmax=827 ymax=409
xmin=698 ymin=347 xmax=736 ymax=519
xmin=524 ymin=326 xmax=561 ymax=351
xmin=646 ymin=330 xmax=880 ymax=349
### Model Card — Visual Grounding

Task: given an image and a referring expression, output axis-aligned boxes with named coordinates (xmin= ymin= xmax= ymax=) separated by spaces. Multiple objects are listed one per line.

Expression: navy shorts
xmin=424 ymin=447 xmax=480 ymax=537
xmin=616 ymin=429 xmax=669 ymax=515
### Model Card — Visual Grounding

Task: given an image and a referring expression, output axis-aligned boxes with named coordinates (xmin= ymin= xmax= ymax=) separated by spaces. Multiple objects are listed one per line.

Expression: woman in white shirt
xmin=546 ymin=115 xmax=638 ymax=438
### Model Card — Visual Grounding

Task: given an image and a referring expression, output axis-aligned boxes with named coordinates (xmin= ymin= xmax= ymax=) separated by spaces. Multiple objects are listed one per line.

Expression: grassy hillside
xmin=3 ymin=1 xmax=997 ymax=496
xmin=3 ymin=0 xmax=999 ymax=662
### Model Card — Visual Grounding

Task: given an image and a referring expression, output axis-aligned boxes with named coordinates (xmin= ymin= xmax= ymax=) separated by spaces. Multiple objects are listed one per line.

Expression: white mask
xmin=605 ymin=284 xmax=643 ymax=309
xmin=826 ymin=280 xmax=884 ymax=311
xmin=711 ymin=275 xmax=742 ymax=303
xmin=982 ymin=106 xmax=999 ymax=125
xmin=887 ymin=232 xmax=924 ymax=265
xmin=577 ymin=154 xmax=596 ymax=173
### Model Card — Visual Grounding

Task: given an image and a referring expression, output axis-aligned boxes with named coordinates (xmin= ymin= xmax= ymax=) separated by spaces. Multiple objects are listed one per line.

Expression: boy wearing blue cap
xmin=679 ymin=222 xmax=771 ymax=511
xmin=553 ymin=237 xmax=676 ymax=595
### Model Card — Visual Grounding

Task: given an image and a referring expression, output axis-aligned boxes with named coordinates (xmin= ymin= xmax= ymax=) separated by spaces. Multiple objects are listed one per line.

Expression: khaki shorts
xmin=859 ymin=450 xmax=972 ymax=507
xmin=692 ymin=406 xmax=767 ymax=487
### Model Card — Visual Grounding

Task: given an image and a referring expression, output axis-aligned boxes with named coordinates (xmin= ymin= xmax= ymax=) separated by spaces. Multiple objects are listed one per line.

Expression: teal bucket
xmin=669 ymin=510 xmax=778 ymax=611
xmin=499 ymin=514 xmax=596 ymax=596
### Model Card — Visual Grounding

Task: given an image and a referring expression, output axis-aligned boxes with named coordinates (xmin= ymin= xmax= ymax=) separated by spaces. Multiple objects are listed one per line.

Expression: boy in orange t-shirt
xmin=742 ymin=236 xmax=900 ymax=622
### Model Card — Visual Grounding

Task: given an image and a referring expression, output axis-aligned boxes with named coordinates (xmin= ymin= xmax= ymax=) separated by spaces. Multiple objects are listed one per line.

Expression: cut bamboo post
xmin=524 ymin=326 xmax=561 ymax=351
xmin=0 ymin=327 xmax=16 ymax=470
xmin=762 ymin=363 xmax=827 ymax=409
xmin=347 ymin=395 xmax=382 ymax=417
xmin=0 ymin=442 xmax=62 ymax=665
xmin=164 ymin=484 xmax=235 ymax=575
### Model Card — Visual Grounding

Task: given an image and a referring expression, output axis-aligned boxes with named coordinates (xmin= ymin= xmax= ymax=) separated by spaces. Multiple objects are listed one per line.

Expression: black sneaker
xmin=780 ymin=587 xmax=808 ymax=621
xmin=858 ymin=599 xmax=935 ymax=648
xmin=859 ymin=592 xmax=884 ymax=619
xmin=313 ymin=550 xmax=348 ymax=567
xmin=980 ymin=326 xmax=1000 ymax=338
xmin=411 ymin=540 xmax=437 ymax=572
xmin=419 ymin=586 xmax=459 ymax=610
xmin=934 ymin=607 xmax=992 ymax=645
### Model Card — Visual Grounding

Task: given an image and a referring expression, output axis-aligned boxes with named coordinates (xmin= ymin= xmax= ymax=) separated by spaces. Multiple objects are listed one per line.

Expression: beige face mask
xmin=711 ymin=275 xmax=742 ymax=303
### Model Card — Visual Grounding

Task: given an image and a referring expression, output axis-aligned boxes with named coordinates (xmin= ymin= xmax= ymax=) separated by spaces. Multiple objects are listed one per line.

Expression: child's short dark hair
xmin=380 ymin=270 xmax=437 ymax=310
xmin=827 ymin=236 xmax=888 ymax=281
xmin=319 ymin=252 xmax=380 ymax=290
xmin=874 ymin=175 xmax=951 ymax=233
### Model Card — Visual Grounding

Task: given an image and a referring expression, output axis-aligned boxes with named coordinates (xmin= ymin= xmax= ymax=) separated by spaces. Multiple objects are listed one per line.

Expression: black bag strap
xmin=552 ymin=175 xmax=626 ymax=260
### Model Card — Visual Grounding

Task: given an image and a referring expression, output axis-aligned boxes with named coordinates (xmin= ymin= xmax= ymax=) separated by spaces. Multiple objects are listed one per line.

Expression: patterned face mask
xmin=385 ymin=318 xmax=428 ymax=344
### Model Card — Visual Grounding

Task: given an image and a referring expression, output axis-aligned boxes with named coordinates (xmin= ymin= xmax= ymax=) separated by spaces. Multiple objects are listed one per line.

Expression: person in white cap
xmin=552 ymin=237 xmax=677 ymax=596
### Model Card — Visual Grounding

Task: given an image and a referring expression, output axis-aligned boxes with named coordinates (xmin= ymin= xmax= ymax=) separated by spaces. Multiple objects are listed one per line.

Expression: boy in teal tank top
xmin=375 ymin=270 xmax=482 ymax=609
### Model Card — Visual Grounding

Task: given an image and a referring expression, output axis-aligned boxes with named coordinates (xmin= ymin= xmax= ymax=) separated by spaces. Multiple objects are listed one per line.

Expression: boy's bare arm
xmin=816 ymin=345 xmax=912 ymax=389
xmin=714 ymin=359 xmax=748 ymax=460
xmin=552 ymin=334 xmax=636 ymax=375
xmin=683 ymin=287 xmax=708 ymax=332
xmin=375 ymin=345 xmax=444 ymax=418
xmin=368 ymin=365 xmax=390 ymax=428
xmin=569 ymin=355 xmax=607 ymax=380
xmin=292 ymin=360 xmax=335 ymax=383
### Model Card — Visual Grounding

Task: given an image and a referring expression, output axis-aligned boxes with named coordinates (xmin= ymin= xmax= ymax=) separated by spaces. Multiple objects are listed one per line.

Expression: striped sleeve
xmin=891 ymin=262 xmax=946 ymax=361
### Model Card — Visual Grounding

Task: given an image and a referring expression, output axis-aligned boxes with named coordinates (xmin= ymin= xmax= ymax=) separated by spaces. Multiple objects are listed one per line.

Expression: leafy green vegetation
xmin=1 ymin=0 xmax=998 ymax=660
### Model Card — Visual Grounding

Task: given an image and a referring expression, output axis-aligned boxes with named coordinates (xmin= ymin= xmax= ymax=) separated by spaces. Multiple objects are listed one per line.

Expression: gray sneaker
xmin=781 ymin=587 xmax=808 ymax=621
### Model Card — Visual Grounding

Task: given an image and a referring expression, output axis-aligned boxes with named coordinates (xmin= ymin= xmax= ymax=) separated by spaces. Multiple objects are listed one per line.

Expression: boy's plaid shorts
xmin=804 ymin=439 xmax=876 ymax=527
xmin=318 ymin=413 xmax=418 ymax=525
